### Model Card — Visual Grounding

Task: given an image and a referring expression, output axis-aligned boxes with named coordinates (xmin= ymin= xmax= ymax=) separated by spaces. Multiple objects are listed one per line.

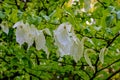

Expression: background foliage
xmin=1 ymin=0 xmax=120 ymax=80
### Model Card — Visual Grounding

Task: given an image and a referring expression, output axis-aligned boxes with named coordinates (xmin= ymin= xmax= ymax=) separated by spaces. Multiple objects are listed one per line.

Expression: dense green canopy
xmin=0 ymin=0 xmax=120 ymax=80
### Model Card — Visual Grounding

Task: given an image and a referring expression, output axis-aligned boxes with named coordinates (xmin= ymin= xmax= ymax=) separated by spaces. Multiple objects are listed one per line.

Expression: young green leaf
xmin=43 ymin=28 xmax=52 ymax=36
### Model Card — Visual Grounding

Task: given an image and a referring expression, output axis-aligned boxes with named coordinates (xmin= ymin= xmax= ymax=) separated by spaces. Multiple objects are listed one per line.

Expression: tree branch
xmin=0 ymin=57 xmax=10 ymax=64
xmin=90 ymin=56 xmax=99 ymax=80
xmin=1 ymin=71 xmax=22 ymax=80
xmin=97 ymin=0 xmax=107 ymax=9
xmin=106 ymin=68 xmax=120 ymax=80
xmin=15 ymin=0 xmax=20 ymax=9
xmin=106 ymin=31 xmax=120 ymax=48
xmin=23 ymin=69 xmax=42 ymax=79
xmin=98 ymin=58 xmax=120 ymax=72
xmin=90 ymin=31 xmax=120 ymax=79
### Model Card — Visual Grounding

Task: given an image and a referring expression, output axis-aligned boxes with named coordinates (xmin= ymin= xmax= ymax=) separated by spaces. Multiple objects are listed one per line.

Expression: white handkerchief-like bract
xmin=13 ymin=21 xmax=50 ymax=58
xmin=13 ymin=21 xmax=27 ymax=46
xmin=35 ymin=29 xmax=49 ymax=58
xmin=25 ymin=24 xmax=36 ymax=49
xmin=54 ymin=23 xmax=83 ymax=62
xmin=54 ymin=23 xmax=74 ymax=56
xmin=13 ymin=21 xmax=35 ymax=48
xmin=0 ymin=21 xmax=9 ymax=35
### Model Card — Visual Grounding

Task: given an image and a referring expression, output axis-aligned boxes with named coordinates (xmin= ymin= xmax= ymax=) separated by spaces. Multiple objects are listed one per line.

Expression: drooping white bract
xmin=13 ymin=21 xmax=35 ymax=48
xmin=54 ymin=23 xmax=74 ymax=57
xmin=35 ymin=29 xmax=49 ymax=58
xmin=99 ymin=47 xmax=107 ymax=64
xmin=84 ymin=49 xmax=95 ymax=71
xmin=25 ymin=24 xmax=36 ymax=49
xmin=0 ymin=21 xmax=9 ymax=35
xmin=13 ymin=21 xmax=50 ymax=58
xmin=54 ymin=23 xmax=83 ymax=62
xmin=70 ymin=38 xmax=83 ymax=63
xmin=13 ymin=21 xmax=27 ymax=46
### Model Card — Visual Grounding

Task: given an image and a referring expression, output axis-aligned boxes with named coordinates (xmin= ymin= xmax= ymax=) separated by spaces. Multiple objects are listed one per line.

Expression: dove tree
xmin=1 ymin=0 xmax=120 ymax=80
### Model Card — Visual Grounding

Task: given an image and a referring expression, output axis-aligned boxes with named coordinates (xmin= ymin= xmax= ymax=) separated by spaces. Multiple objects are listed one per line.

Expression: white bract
xmin=54 ymin=23 xmax=73 ymax=56
xmin=99 ymin=47 xmax=107 ymax=64
xmin=25 ymin=24 xmax=36 ymax=49
xmin=54 ymin=23 xmax=84 ymax=62
xmin=13 ymin=21 xmax=50 ymax=58
xmin=13 ymin=21 xmax=26 ymax=46
xmin=35 ymin=29 xmax=49 ymax=58
xmin=0 ymin=21 xmax=9 ymax=35
xmin=13 ymin=21 xmax=35 ymax=48
xmin=84 ymin=49 xmax=95 ymax=71
xmin=70 ymin=38 xmax=83 ymax=62
xmin=13 ymin=21 xmax=97 ymax=64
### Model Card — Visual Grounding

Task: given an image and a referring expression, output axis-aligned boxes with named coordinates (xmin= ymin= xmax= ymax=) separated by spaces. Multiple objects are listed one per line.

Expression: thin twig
xmin=15 ymin=0 xmax=20 ymax=9
xmin=106 ymin=68 xmax=120 ymax=80
xmin=97 ymin=0 xmax=107 ymax=9
xmin=0 ymin=57 xmax=10 ymax=64
xmin=90 ymin=31 xmax=120 ymax=79
xmin=106 ymin=31 xmax=120 ymax=48
xmin=23 ymin=69 xmax=42 ymax=79
xmin=98 ymin=58 xmax=120 ymax=72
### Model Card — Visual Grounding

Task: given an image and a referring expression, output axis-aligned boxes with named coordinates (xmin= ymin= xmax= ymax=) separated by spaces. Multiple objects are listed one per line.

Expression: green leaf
xmin=105 ymin=15 xmax=114 ymax=27
xmin=116 ymin=11 xmax=120 ymax=20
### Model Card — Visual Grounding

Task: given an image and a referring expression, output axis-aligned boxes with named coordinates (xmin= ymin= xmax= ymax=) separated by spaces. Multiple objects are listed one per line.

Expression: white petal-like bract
xmin=99 ymin=47 xmax=107 ymax=64
xmin=54 ymin=23 xmax=84 ymax=62
xmin=84 ymin=49 xmax=94 ymax=71
xmin=14 ymin=21 xmax=50 ymax=58
xmin=0 ymin=21 xmax=9 ymax=34
xmin=35 ymin=30 xmax=49 ymax=58
xmin=54 ymin=23 xmax=74 ymax=56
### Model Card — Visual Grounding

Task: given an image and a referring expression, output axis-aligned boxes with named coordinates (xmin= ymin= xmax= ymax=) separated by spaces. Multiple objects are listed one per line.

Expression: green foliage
xmin=1 ymin=0 xmax=120 ymax=80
